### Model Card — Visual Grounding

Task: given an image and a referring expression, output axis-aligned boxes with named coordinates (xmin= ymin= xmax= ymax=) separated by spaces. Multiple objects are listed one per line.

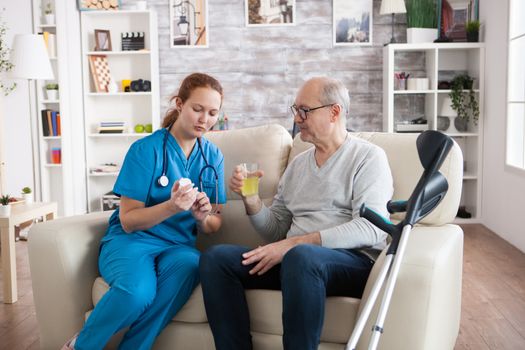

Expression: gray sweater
xmin=250 ymin=135 xmax=394 ymax=250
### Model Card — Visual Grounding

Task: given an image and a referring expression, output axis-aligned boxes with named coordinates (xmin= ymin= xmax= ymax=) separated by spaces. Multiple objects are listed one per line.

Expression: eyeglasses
xmin=290 ymin=104 xmax=335 ymax=121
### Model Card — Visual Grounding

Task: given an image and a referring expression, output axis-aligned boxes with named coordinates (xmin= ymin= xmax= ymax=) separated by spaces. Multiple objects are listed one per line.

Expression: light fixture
xmin=178 ymin=15 xmax=189 ymax=36
xmin=173 ymin=1 xmax=201 ymax=44
xmin=380 ymin=0 xmax=406 ymax=44
xmin=6 ymin=34 xmax=54 ymax=198
xmin=279 ymin=0 xmax=292 ymax=23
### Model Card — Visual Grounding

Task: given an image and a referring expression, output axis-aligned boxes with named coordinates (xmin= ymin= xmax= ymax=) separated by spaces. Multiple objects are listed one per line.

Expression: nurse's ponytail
xmin=162 ymin=73 xmax=224 ymax=128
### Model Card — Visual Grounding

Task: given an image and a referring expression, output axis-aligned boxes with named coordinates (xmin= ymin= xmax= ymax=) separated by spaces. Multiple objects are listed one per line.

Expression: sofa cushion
xmin=246 ymin=289 xmax=360 ymax=344
xmin=92 ymin=278 xmax=359 ymax=344
xmin=92 ymin=277 xmax=209 ymax=323
xmin=288 ymin=132 xmax=463 ymax=226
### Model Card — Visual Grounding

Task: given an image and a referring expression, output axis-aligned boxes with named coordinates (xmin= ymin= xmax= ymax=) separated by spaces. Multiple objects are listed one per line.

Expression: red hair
xmin=162 ymin=73 xmax=224 ymax=128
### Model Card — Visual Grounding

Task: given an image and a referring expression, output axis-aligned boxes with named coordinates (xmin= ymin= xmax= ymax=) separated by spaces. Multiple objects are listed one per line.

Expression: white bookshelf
xmin=80 ymin=10 xmax=160 ymax=212
xmin=31 ymin=0 xmax=80 ymax=216
xmin=383 ymin=43 xmax=485 ymax=223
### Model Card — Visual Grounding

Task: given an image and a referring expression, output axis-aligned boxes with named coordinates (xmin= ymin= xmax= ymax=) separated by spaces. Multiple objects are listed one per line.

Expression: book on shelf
xmin=41 ymin=109 xmax=61 ymax=136
xmin=98 ymin=121 xmax=125 ymax=134
xmin=395 ymin=123 xmax=429 ymax=133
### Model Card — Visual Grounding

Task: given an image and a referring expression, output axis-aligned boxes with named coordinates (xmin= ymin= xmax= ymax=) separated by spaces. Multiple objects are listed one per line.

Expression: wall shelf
xmin=384 ymin=43 xmax=485 ymax=223
xmin=81 ymin=10 xmax=159 ymax=212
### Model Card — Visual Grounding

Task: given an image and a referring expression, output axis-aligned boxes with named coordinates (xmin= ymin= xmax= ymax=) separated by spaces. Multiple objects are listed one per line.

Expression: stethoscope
xmin=157 ymin=124 xmax=219 ymax=208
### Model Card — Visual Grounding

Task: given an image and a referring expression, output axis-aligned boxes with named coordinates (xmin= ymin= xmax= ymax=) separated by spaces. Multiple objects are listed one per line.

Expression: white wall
xmin=481 ymin=0 xmax=525 ymax=253
xmin=0 ymin=0 xmax=35 ymax=198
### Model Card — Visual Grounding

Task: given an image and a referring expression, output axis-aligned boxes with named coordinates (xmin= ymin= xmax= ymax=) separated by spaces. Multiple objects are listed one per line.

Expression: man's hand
xmin=242 ymin=239 xmax=297 ymax=275
xmin=191 ymin=191 xmax=212 ymax=222
xmin=229 ymin=165 xmax=264 ymax=197
xmin=242 ymin=233 xmax=322 ymax=275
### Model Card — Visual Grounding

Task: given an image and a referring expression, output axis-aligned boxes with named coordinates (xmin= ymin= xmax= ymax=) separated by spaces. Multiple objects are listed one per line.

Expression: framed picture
xmin=333 ymin=0 xmax=373 ymax=46
xmin=169 ymin=0 xmax=208 ymax=48
xmin=245 ymin=0 xmax=295 ymax=26
xmin=78 ymin=0 xmax=121 ymax=11
xmin=88 ymin=55 xmax=112 ymax=92
xmin=94 ymin=29 xmax=112 ymax=51
xmin=440 ymin=0 xmax=470 ymax=41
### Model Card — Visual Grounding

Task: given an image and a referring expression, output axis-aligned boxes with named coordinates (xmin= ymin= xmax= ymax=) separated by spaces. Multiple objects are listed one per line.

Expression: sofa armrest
xmin=357 ymin=224 xmax=463 ymax=350
xmin=28 ymin=211 xmax=112 ymax=349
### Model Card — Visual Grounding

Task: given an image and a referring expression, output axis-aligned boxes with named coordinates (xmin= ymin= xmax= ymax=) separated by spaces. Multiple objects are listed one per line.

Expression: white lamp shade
xmin=8 ymin=34 xmax=54 ymax=80
xmin=380 ymin=0 xmax=407 ymax=15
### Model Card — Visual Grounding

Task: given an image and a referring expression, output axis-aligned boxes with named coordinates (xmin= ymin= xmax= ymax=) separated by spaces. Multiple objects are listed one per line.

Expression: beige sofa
xmin=28 ymin=124 xmax=464 ymax=350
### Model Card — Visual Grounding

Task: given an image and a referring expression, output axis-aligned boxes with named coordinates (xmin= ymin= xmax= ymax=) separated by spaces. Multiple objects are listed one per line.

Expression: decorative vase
xmin=0 ymin=204 xmax=11 ymax=217
xmin=454 ymin=116 xmax=469 ymax=132
xmin=466 ymin=31 xmax=479 ymax=42
xmin=407 ymin=28 xmax=438 ymax=43
xmin=437 ymin=116 xmax=450 ymax=131
xmin=22 ymin=193 xmax=33 ymax=204
xmin=44 ymin=14 xmax=55 ymax=25
xmin=46 ymin=89 xmax=58 ymax=100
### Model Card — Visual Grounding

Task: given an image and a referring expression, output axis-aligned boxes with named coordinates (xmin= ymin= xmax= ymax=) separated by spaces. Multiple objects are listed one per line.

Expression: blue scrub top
xmin=102 ymin=128 xmax=227 ymax=246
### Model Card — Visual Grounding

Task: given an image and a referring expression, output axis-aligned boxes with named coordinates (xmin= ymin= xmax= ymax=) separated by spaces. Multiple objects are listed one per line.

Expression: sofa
xmin=28 ymin=124 xmax=464 ymax=350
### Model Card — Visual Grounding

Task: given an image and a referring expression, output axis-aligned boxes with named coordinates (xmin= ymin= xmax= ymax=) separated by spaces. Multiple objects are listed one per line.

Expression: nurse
xmin=62 ymin=73 xmax=227 ymax=350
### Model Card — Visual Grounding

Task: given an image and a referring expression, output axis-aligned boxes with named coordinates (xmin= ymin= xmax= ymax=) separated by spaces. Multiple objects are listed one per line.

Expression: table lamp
xmin=380 ymin=0 xmax=407 ymax=44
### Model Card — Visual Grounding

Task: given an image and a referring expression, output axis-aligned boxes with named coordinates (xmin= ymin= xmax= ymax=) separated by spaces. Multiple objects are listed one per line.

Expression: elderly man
xmin=199 ymin=77 xmax=394 ymax=350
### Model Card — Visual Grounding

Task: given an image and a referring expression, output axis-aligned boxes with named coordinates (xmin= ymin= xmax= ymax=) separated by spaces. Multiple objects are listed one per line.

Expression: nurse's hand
xmin=168 ymin=180 xmax=198 ymax=213
xmin=191 ymin=192 xmax=212 ymax=222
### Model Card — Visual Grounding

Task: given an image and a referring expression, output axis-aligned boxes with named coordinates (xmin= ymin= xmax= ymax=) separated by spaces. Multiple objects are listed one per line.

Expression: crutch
xmin=346 ymin=130 xmax=454 ymax=350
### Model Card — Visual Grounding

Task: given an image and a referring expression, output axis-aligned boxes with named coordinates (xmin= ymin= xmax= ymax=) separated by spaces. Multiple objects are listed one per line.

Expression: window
xmin=506 ymin=0 xmax=525 ymax=169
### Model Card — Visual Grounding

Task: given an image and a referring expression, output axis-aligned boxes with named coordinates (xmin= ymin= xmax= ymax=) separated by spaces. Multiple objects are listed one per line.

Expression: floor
xmin=0 ymin=224 xmax=524 ymax=349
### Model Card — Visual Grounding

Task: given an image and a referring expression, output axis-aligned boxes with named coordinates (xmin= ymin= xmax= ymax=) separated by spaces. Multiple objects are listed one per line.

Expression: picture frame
xmin=245 ymin=0 xmax=295 ymax=26
xmin=94 ymin=29 xmax=112 ymax=51
xmin=333 ymin=0 xmax=373 ymax=46
xmin=439 ymin=0 xmax=470 ymax=42
xmin=169 ymin=0 xmax=209 ymax=48
xmin=78 ymin=0 xmax=121 ymax=11
xmin=88 ymin=55 xmax=112 ymax=92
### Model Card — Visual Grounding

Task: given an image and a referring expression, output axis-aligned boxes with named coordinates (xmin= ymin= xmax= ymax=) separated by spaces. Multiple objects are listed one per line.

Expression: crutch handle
xmin=360 ymin=204 xmax=396 ymax=236
xmin=387 ymin=200 xmax=407 ymax=214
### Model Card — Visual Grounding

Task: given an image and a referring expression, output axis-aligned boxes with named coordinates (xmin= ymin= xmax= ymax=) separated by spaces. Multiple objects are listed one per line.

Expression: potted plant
xmin=405 ymin=0 xmax=438 ymax=43
xmin=21 ymin=187 xmax=33 ymax=204
xmin=45 ymin=83 xmax=58 ymax=100
xmin=448 ymin=74 xmax=480 ymax=131
xmin=0 ymin=194 xmax=12 ymax=216
xmin=43 ymin=2 xmax=54 ymax=25
xmin=466 ymin=20 xmax=480 ymax=42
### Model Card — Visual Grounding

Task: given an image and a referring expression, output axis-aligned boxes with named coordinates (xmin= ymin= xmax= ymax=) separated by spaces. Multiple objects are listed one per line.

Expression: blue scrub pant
xmin=75 ymin=233 xmax=200 ymax=350
xmin=199 ymin=244 xmax=373 ymax=350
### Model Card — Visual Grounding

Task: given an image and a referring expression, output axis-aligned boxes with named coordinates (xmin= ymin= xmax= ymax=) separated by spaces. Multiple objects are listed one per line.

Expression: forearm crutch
xmin=346 ymin=130 xmax=454 ymax=350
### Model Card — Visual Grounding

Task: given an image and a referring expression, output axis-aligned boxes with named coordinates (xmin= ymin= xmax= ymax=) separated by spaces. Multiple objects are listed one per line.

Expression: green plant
xmin=405 ymin=0 xmax=438 ymax=28
xmin=0 ymin=194 xmax=11 ymax=205
xmin=449 ymin=74 xmax=479 ymax=125
xmin=22 ymin=187 xmax=32 ymax=194
xmin=466 ymin=20 xmax=480 ymax=34
xmin=44 ymin=2 xmax=53 ymax=15
xmin=45 ymin=83 xmax=58 ymax=90
xmin=0 ymin=8 xmax=16 ymax=96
